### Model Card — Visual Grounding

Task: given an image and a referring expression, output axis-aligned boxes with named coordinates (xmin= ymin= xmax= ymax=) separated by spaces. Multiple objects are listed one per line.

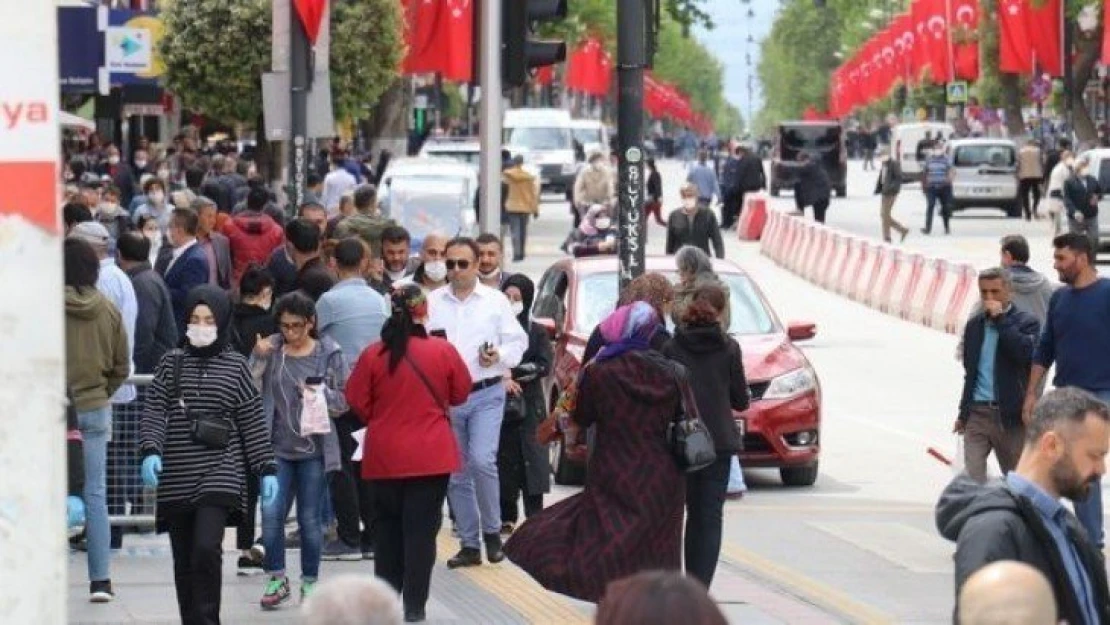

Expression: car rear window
xmin=574 ymin=272 xmax=776 ymax=336
xmin=953 ymin=145 xmax=1016 ymax=167
xmin=780 ymin=126 xmax=841 ymax=154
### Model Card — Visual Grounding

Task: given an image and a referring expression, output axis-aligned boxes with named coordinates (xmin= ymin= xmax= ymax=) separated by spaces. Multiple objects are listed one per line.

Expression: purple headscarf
xmin=594 ymin=302 xmax=659 ymax=363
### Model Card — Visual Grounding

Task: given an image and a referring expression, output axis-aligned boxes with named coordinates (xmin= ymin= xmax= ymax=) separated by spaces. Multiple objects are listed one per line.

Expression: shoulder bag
xmin=665 ymin=360 xmax=717 ymax=472
xmin=171 ymin=349 xmax=232 ymax=450
xmin=404 ymin=353 xmax=450 ymax=414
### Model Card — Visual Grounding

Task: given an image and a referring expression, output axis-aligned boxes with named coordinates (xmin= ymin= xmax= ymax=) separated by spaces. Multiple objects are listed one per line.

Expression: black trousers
xmin=236 ymin=475 xmax=259 ymax=551
xmin=1019 ymin=178 xmax=1042 ymax=218
xmin=498 ymin=419 xmax=544 ymax=524
xmin=684 ymin=455 xmax=731 ymax=588
xmin=372 ymin=475 xmax=450 ymax=614
xmin=812 ymin=198 xmax=829 ymax=223
xmin=721 ymin=190 xmax=741 ymax=228
xmin=166 ymin=505 xmax=229 ymax=625
xmin=330 ymin=413 xmax=374 ymax=548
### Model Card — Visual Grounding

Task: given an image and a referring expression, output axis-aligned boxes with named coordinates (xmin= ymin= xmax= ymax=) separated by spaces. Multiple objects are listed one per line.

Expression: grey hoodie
xmin=957 ymin=265 xmax=1057 ymax=360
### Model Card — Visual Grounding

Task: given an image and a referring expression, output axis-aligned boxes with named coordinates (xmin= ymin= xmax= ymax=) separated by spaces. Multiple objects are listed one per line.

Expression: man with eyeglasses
xmin=428 ymin=237 xmax=528 ymax=570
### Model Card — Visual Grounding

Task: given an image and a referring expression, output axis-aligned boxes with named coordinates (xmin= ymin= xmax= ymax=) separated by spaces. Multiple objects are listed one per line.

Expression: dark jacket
xmin=665 ymin=208 xmax=725 ymax=259
xmin=229 ymin=303 xmax=276 ymax=359
xmin=267 ymin=246 xmax=299 ymax=298
xmin=737 ymin=154 xmax=767 ymax=192
xmin=646 ymin=169 xmax=663 ymax=202
xmin=793 ymin=161 xmax=831 ymax=206
xmin=162 ymin=243 xmax=212 ymax=333
xmin=661 ymin=325 xmax=749 ymax=453
xmin=505 ymin=322 xmax=555 ymax=495
xmin=1063 ymin=173 xmax=1100 ymax=220
xmin=875 ymin=159 xmax=903 ymax=196
xmin=125 ymin=262 xmax=179 ymax=374
xmin=204 ymin=232 xmax=233 ymax=290
xmin=958 ymin=305 xmax=1040 ymax=428
xmin=720 ymin=157 xmax=742 ymax=194
xmin=296 ymin=256 xmax=337 ymax=302
xmin=935 ymin=475 xmax=1110 ymax=625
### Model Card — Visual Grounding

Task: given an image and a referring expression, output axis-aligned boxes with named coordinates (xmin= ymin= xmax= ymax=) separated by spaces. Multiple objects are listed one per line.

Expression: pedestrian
xmin=997 ymin=235 xmax=1058 ymax=325
xmin=221 ymin=186 xmax=285 ymax=290
xmin=936 ymin=388 xmax=1110 ymax=625
xmin=791 ymin=152 xmax=832 ymax=224
xmin=661 ymin=284 xmax=749 ymax=588
xmin=572 ymin=152 xmax=613 ymax=228
xmin=427 ymin=237 xmax=528 ymax=569
xmin=497 ymin=274 xmax=553 ymax=534
xmin=132 ymin=177 xmax=175 ymax=234
xmin=268 ymin=203 xmax=331 ymax=298
xmin=502 ymin=155 xmax=539 ymax=262
xmin=565 ymin=204 xmax=618 ymax=257
xmin=406 ymin=233 xmax=449 ymax=294
xmin=65 ymin=237 xmax=131 ymax=603
xmin=96 ymin=144 xmax=138 ymax=208
xmin=685 ymin=149 xmax=721 ymax=210
xmin=719 ymin=146 xmax=743 ymax=230
xmin=161 ymin=208 xmax=212 ymax=332
xmin=582 ymin=272 xmax=675 ymax=364
xmin=301 ymin=575 xmax=404 ymax=625
xmin=253 ymin=292 xmax=350 ymax=609
xmin=954 ymin=267 xmax=1040 ymax=483
xmin=1046 ymin=150 xmax=1073 ymax=236
xmin=1018 ymin=140 xmax=1045 ymax=221
xmin=504 ymin=302 xmax=687 ymax=602
xmin=671 ymin=245 xmax=731 ymax=331
xmin=285 ymin=217 xmax=336 ymax=302
xmin=193 ymin=197 xmax=232 ymax=290
xmin=138 ymin=285 xmax=279 ymax=625
xmin=595 ymin=571 xmax=728 ymax=625
xmin=117 ymin=232 xmax=177 ymax=375
xmin=316 ymin=238 xmax=390 ymax=562
xmin=476 ymin=233 xmax=513 ymax=289
xmin=921 ymin=144 xmax=954 ymax=235
xmin=644 ymin=157 xmax=666 ymax=228
xmin=958 ymin=561 xmax=1057 ymax=625
xmin=1025 ymin=233 xmax=1110 ymax=549
xmin=861 ymin=129 xmax=876 ymax=171
xmin=1062 ymin=154 xmax=1101 ymax=261
xmin=874 ymin=147 xmax=909 ymax=243
xmin=665 ymin=183 xmax=725 ymax=258
xmin=332 ymin=185 xmax=397 ymax=272
xmin=380 ymin=226 xmax=419 ymax=285
xmin=735 ymin=143 xmax=767 ymax=225
xmin=138 ymin=213 xmax=167 ymax=268
xmin=322 ymin=152 xmax=358 ymax=213
xmin=345 ymin=284 xmax=473 ymax=622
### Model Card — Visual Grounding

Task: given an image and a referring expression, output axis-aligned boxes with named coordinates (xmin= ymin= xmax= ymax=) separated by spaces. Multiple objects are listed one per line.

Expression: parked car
xmin=891 ymin=121 xmax=955 ymax=183
xmin=945 ymin=138 xmax=1020 ymax=217
xmin=769 ymin=121 xmax=847 ymax=198
xmin=377 ymin=157 xmax=478 ymax=250
xmin=1078 ymin=147 xmax=1110 ymax=249
xmin=533 ymin=256 xmax=822 ymax=487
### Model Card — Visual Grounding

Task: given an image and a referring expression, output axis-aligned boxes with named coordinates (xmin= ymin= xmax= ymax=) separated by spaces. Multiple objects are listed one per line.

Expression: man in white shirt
xmin=428 ymin=237 xmax=528 ymax=569
xmin=321 ymin=153 xmax=358 ymax=212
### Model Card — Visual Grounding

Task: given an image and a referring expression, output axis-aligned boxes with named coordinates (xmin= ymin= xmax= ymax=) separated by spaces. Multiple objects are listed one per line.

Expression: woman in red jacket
xmin=345 ymin=284 xmax=472 ymax=623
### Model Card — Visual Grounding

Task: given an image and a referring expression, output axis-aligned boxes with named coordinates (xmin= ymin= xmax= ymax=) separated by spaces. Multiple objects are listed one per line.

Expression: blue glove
xmin=141 ymin=455 xmax=162 ymax=488
xmin=261 ymin=475 xmax=279 ymax=509
xmin=66 ymin=496 xmax=85 ymax=528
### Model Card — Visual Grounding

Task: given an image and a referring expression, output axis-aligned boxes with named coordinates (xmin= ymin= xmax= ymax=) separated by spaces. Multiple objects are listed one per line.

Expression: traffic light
xmin=503 ymin=0 xmax=568 ymax=88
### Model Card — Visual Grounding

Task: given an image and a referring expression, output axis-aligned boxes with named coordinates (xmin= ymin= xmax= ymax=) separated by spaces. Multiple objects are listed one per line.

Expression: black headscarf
xmin=502 ymin=273 xmax=536 ymax=329
xmin=183 ymin=285 xmax=233 ymax=358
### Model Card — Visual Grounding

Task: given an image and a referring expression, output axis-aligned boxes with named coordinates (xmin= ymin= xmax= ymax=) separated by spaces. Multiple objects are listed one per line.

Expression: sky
xmin=693 ymin=0 xmax=777 ymax=123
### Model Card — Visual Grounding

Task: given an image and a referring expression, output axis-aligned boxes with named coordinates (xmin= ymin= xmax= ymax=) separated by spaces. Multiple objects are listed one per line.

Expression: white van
xmin=503 ymin=108 xmax=577 ymax=193
xmin=892 ymin=122 xmax=956 ymax=182
xmin=946 ymin=138 xmax=1020 ymax=217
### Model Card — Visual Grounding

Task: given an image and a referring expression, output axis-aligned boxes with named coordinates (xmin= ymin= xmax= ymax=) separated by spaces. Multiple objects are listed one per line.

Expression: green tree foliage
xmin=159 ymin=0 xmax=402 ymax=126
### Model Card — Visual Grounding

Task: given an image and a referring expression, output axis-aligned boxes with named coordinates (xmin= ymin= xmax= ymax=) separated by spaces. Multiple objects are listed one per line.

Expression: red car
xmin=532 ymin=256 xmax=822 ymax=487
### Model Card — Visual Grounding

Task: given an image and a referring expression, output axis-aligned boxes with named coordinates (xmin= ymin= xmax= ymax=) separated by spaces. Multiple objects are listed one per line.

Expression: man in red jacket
xmin=222 ymin=186 xmax=285 ymax=289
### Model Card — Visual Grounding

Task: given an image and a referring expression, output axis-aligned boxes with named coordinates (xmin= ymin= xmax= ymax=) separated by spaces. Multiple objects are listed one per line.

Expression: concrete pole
xmin=0 ymin=0 xmax=66 ymax=622
xmin=478 ymin=0 xmax=503 ymax=235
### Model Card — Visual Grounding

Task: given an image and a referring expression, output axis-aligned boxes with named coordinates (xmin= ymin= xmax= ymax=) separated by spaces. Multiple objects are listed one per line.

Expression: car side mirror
xmin=534 ymin=317 xmax=559 ymax=339
xmin=787 ymin=321 xmax=817 ymax=342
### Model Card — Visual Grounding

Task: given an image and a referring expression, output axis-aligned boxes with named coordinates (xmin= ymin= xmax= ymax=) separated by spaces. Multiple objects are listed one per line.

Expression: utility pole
xmin=617 ymin=0 xmax=647 ymax=289
xmin=478 ymin=0 xmax=503 ymax=235
xmin=289 ymin=6 xmax=311 ymax=212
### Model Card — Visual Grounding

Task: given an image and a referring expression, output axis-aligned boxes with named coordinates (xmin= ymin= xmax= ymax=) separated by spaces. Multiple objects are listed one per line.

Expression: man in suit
xmin=160 ymin=207 xmax=211 ymax=331
xmin=193 ymin=197 xmax=232 ymax=290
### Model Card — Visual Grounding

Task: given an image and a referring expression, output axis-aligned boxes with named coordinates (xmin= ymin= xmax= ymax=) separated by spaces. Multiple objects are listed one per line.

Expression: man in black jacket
xmin=665 ymin=183 xmax=725 ymax=259
xmin=955 ymin=267 xmax=1041 ymax=483
xmin=719 ymin=146 xmax=743 ymax=230
xmin=736 ymin=143 xmax=767 ymax=221
xmin=936 ymin=387 xmax=1110 ymax=625
xmin=117 ymin=231 xmax=178 ymax=374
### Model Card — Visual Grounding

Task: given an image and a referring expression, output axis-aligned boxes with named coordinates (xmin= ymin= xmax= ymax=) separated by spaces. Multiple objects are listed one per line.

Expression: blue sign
xmin=58 ymin=7 xmax=102 ymax=93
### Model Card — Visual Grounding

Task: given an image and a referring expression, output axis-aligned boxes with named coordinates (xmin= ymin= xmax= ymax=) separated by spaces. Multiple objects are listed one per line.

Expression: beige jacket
xmin=1017 ymin=146 xmax=1044 ymax=180
xmin=503 ymin=167 xmax=539 ymax=215
xmin=573 ymin=165 xmax=613 ymax=206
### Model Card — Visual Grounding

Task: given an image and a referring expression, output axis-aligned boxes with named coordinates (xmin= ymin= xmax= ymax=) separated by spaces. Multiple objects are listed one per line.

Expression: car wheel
xmin=1004 ymin=202 xmax=1022 ymax=218
xmin=835 ymin=186 xmax=847 ymax=198
xmin=780 ymin=463 xmax=819 ymax=487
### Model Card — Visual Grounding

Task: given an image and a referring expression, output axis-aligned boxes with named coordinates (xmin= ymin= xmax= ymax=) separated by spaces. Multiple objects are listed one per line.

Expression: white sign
xmin=105 ymin=26 xmax=152 ymax=73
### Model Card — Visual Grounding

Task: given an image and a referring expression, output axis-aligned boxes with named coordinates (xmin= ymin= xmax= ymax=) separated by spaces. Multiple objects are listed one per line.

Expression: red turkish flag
xmin=997 ymin=0 xmax=1034 ymax=74
xmin=911 ymin=0 xmax=932 ymax=82
xmin=535 ymin=66 xmax=554 ymax=86
xmin=293 ymin=0 xmax=327 ymax=45
xmin=592 ymin=49 xmax=613 ymax=97
xmin=1027 ymin=0 xmax=1063 ymax=77
xmin=566 ymin=39 xmax=601 ymax=94
xmin=948 ymin=0 xmax=979 ymax=82
xmin=401 ymin=0 xmax=473 ymax=81
xmin=921 ymin=0 xmax=951 ymax=83
xmin=1103 ymin=0 xmax=1110 ymax=66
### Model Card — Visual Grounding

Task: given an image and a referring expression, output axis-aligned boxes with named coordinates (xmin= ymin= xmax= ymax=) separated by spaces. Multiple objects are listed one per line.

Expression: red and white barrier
xmin=758 ymin=210 xmax=982 ymax=336
xmin=737 ymin=193 xmax=768 ymax=241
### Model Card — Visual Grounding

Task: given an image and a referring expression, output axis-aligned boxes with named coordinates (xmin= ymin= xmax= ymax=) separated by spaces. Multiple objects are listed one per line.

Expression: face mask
xmin=595 ymin=218 xmax=612 ymax=230
xmin=424 ymin=260 xmax=447 ymax=282
xmin=186 ymin=324 xmax=218 ymax=348
xmin=135 ymin=160 xmax=148 ymax=169
xmin=511 ymin=301 xmax=525 ymax=316
xmin=683 ymin=198 xmax=697 ymax=210
xmin=157 ymin=169 xmax=170 ymax=180
xmin=148 ymin=191 xmax=165 ymax=205
xmin=479 ymin=268 xmax=500 ymax=280
xmin=108 ymin=156 xmax=120 ymax=166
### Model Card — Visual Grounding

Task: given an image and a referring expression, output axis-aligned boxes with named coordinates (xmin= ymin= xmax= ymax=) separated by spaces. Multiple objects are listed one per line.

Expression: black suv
xmin=770 ymin=121 xmax=848 ymax=198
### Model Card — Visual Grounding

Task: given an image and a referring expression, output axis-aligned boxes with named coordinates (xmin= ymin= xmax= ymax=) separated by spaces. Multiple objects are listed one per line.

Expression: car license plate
xmin=735 ymin=417 xmax=746 ymax=438
xmin=973 ymin=187 xmax=993 ymax=195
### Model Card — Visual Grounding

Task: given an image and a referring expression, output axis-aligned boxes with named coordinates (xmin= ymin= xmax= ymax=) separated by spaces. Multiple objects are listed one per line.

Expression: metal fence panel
xmin=108 ymin=375 xmax=155 ymax=528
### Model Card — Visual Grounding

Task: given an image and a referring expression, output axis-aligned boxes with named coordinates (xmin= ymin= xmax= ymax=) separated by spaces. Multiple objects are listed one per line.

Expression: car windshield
xmin=383 ymin=177 xmax=468 ymax=240
xmin=780 ymin=126 xmax=840 ymax=154
xmin=953 ymin=145 xmax=1016 ymax=167
xmin=572 ymin=128 xmax=602 ymax=146
xmin=574 ymin=272 xmax=776 ymax=336
xmin=505 ymin=126 xmax=573 ymax=151
xmin=423 ymin=149 xmax=480 ymax=165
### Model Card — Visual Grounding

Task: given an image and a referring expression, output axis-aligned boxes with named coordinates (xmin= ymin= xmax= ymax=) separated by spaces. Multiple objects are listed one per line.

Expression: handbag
xmin=504 ymin=392 xmax=527 ymax=422
xmin=665 ymin=361 xmax=717 ymax=473
xmin=171 ymin=350 xmax=232 ymax=450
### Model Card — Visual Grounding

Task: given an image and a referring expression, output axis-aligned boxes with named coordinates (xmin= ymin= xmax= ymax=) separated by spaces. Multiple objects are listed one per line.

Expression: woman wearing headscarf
xmin=582 ymin=272 xmax=675 ymax=364
xmin=345 ymin=284 xmax=472 ymax=623
xmin=672 ymin=245 xmax=731 ymax=331
xmin=497 ymin=274 xmax=554 ymax=534
xmin=505 ymin=302 xmax=687 ymax=602
xmin=563 ymin=203 xmax=618 ymax=257
xmin=139 ymin=285 xmax=279 ymax=624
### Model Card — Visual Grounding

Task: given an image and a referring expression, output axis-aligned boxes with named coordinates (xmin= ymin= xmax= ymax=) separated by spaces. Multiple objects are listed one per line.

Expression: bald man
xmin=958 ymin=561 xmax=1056 ymax=625
xmin=412 ymin=233 xmax=449 ymax=293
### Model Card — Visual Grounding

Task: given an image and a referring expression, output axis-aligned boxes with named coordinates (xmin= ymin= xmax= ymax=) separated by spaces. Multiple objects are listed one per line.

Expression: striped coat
xmin=140 ymin=348 xmax=276 ymax=525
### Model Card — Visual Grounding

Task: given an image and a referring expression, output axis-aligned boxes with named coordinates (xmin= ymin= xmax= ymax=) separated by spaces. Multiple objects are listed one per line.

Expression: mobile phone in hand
xmin=305 ymin=376 xmax=325 ymax=386
xmin=430 ymin=329 xmax=447 ymax=339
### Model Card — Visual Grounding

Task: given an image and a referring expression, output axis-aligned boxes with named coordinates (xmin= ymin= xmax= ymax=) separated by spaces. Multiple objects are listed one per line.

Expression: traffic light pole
xmin=478 ymin=0 xmax=503 ymax=236
xmin=617 ymin=0 xmax=647 ymax=289
xmin=289 ymin=11 xmax=310 ymax=212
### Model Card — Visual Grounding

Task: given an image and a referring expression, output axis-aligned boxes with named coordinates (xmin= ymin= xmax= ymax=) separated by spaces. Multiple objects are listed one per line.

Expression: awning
xmin=59 ymin=110 xmax=95 ymax=132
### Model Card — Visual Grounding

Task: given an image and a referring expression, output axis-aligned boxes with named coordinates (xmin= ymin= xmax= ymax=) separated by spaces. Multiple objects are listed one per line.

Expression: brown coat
xmin=503 ymin=166 xmax=539 ymax=215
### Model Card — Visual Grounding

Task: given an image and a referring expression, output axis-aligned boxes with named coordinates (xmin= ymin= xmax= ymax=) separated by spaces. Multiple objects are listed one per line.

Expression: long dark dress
xmin=503 ymin=349 xmax=685 ymax=602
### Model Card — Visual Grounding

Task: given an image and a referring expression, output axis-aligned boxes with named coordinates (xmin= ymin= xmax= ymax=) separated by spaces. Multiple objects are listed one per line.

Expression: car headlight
xmin=762 ymin=367 xmax=817 ymax=400
xmin=561 ymin=162 xmax=577 ymax=175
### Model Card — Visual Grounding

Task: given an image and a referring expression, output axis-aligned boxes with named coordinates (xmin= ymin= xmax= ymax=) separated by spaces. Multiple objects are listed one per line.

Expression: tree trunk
xmin=363 ymin=79 xmax=408 ymax=159
xmin=1071 ymin=28 xmax=1102 ymax=145
xmin=999 ymin=73 xmax=1025 ymax=137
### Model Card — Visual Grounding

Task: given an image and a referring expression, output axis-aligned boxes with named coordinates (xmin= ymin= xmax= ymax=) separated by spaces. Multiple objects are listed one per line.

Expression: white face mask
xmin=186 ymin=324 xmax=218 ymax=348
xmin=682 ymin=198 xmax=697 ymax=210
xmin=148 ymin=191 xmax=165 ymax=205
xmin=134 ymin=160 xmax=148 ymax=169
xmin=157 ymin=169 xmax=170 ymax=180
xmin=424 ymin=260 xmax=447 ymax=282
xmin=108 ymin=155 xmax=120 ymax=166
xmin=595 ymin=218 xmax=612 ymax=230
xmin=511 ymin=301 xmax=525 ymax=316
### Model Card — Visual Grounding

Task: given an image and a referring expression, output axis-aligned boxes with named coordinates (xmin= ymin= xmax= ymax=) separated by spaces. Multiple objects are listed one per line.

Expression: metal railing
xmin=108 ymin=374 xmax=156 ymax=528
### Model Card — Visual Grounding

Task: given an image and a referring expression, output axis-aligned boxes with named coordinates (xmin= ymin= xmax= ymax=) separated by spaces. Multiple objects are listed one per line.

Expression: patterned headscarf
xmin=579 ymin=204 xmax=610 ymax=236
xmin=390 ymin=283 xmax=427 ymax=320
xmin=594 ymin=302 xmax=659 ymax=363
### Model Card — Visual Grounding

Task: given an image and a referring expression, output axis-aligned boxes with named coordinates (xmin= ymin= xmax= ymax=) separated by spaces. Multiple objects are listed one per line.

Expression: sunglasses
xmin=446 ymin=259 xmax=471 ymax=271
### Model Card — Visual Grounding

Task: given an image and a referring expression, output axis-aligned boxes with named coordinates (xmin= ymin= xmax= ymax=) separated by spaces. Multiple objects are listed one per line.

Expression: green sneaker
xmin=301 ymin=579 xmax=317 ymax=603
xmin=260 ymin=575 xmax=290 ymax=610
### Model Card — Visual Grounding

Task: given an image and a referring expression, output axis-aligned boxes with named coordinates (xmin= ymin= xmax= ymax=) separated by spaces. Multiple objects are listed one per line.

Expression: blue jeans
xmin=79 ymin=406 xmax=112 ymax=582
xmin=924 ymin=185 xmax=952 ymax=233
xmin=1075 ymin=390 xmax=1110 ymax=547
xmin=263 ymin=457 xmax=326 ymax=579
xmin=448 ymin=384 xmax=506 ymax=548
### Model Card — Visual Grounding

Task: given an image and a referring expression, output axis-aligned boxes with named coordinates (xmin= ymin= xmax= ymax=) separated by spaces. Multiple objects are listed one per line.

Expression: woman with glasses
xmin=251 ymin=292 xmax=350 ymax=610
